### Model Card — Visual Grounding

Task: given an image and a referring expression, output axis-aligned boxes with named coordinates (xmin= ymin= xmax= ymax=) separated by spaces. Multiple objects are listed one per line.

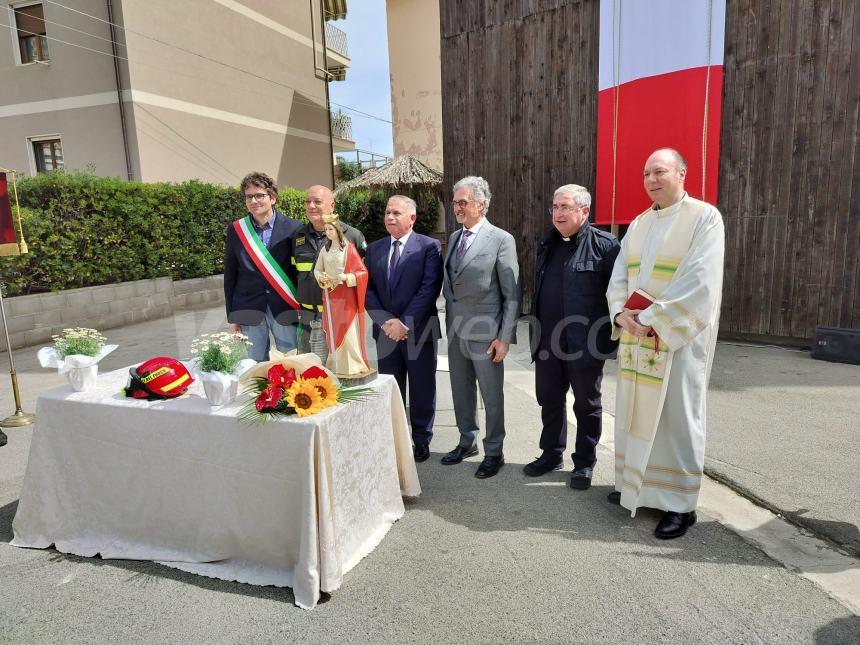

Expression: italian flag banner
xmin=233 ymin=216 xmax=300 ymax=310
xmin=595 ymin=0 xmax=726 ymax=225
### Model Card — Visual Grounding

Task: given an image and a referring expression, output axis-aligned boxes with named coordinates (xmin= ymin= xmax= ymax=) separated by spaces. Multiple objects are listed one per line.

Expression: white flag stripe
xmin=598 ymin=0 xmax=726 ymax=91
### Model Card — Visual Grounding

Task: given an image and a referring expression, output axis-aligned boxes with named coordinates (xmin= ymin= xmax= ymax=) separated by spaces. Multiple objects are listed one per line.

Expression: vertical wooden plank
xmin=792 ymin=0 xmax=831 ymax=338
xmin=781 ymin=0 xmax=820 ymax=339
xmin=767 ymin=0 xmax=801 ymax=338
xmin=842 ymin=2 xmax=860 ymax=329
xmin=750 ymin=0 xmax=779 ymax=335
xmin=732 ymin=0 xmax=758 ymax=335
xmin=716 ymin=0 xmax=744 ymax=333
xmin=819 ymin=0 xmax=856 ymax=330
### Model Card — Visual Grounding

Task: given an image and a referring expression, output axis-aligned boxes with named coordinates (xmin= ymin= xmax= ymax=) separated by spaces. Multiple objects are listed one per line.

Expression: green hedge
xmin=0 ymin=173 xmax=439 ymax=297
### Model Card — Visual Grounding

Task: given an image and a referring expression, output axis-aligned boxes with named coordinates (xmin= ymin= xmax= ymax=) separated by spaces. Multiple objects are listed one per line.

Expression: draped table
xmin=11 ymin=368 xmax=420 ymax=609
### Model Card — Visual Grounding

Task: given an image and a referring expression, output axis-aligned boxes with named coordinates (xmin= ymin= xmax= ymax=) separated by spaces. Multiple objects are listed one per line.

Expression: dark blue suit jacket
xmin=223 ymin=210 xmax=303 ymax=326
xmin=365 ymin=232 xmax=443 ymax=346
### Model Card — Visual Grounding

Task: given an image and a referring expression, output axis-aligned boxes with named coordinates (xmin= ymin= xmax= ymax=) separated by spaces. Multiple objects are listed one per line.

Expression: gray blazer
xmin=443 ymin=219 xmax=520 ymax=344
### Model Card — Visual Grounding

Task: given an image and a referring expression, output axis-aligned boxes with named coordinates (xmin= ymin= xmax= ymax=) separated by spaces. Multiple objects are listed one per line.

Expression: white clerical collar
xmin=391 ymin=230 xmax=413 ymax=247
xmin=653 ymin=192 xmax=688 ymax=217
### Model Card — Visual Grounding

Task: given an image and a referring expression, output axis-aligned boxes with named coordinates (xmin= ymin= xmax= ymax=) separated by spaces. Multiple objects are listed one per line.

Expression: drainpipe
xmin=107 ymin=0 xmax=133 ymax=180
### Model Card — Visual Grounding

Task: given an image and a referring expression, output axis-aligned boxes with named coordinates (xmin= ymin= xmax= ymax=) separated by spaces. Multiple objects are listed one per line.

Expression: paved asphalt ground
xmin=1 ymin=303 xmax=858 ymax=643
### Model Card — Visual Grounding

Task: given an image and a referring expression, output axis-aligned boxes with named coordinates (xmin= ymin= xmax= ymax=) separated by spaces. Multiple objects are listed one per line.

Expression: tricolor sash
xmin=233 ymin=216 xmax=299 ymax=311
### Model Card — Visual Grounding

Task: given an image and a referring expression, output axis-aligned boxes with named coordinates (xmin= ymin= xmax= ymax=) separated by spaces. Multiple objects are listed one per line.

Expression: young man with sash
xmin=224 ymin=172 xmax=303 ymax=361
xmin=607 ymin=148 xmax=725 ymax=539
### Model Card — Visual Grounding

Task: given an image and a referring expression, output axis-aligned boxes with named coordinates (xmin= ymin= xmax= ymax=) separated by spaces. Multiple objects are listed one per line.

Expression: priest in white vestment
xmin=607 ymin=148 xmax=725 ymax=539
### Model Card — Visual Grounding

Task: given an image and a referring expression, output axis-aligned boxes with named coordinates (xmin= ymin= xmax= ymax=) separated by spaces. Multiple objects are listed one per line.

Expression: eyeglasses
xmin=244 ymin=193 xmax=269 ymax=202
xmin=548 ymin=204 xmax=583 ymax=215
xmin=451 ymin=199 xmax=474 ymax=209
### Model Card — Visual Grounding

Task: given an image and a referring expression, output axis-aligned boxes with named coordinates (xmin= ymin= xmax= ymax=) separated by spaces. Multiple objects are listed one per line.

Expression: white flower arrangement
xmin=38 ymin=327 xmax=117 ymax=392
xmin=190 ymin=331 xmax=252 ymax=374
xmin=189 ymin=331 xmax=256 ymax=406
xmin=51 ymin=327 xmax=107 ymax=358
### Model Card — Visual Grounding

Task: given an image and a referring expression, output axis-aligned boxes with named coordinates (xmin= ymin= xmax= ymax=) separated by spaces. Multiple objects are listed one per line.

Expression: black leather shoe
xmin=475 ymin=455 xmax=504 ymax=479
xmin=523 ymin=454 xmax=563 ymax=477
xmin=569 ymin=466 xmax=593 ymax=490
xmin=441 ymin=444 xmax=479 ymax=465
xmin=413 ymin=445 xmax=430 ymax=462
xmin=654 ymin=511 xmax=697 ymax=539
xmin=607 ymin=491 xmax=621 ymax=505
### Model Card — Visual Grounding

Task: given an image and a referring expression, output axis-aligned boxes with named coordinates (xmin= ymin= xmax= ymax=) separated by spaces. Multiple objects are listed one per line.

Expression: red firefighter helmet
xmin=124 ymin=357 xmax=194 ymax=400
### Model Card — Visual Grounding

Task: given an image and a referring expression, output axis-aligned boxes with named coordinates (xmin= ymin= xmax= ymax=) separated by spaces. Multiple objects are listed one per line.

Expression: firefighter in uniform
xmin=293 ymin=184 xmax=367 ymax=351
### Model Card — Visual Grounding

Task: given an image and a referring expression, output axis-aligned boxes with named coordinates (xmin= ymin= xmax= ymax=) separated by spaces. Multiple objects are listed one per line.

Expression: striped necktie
xmin=456 ymin=229 xmax=472 ymax=259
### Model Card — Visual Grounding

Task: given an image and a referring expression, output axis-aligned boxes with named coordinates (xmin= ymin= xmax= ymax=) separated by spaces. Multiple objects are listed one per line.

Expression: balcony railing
xmin=324 ymin=0 xmax=347 ymax=21
xmin=325 ymin=22 xmax=349 ymax=59
xmin=330 ymin=111 xmax=353 ymax=141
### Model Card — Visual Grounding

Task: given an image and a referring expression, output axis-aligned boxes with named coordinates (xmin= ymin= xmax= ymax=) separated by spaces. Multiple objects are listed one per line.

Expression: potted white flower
xmin=189 ymin=331 xmax=255 ymax=406
xmin=37 ymin=328 xmax=118 ymax=391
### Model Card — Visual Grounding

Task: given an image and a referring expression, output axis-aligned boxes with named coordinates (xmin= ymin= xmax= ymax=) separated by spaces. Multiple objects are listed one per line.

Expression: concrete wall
xmin=3 ymin=275 xmax=225 ymax=350
xmin=0 ymin=0 xmax=127 ymax=176
xmin=118 ymin=0 xmax=333 ymax=188
xmin=172 ymin=275 xmax=225 ymax=309
xmin=0 ymin=0 xmax=337 ymax=189
xmin=386 ymin=0 xmax=444 ymax=172
xmin=0 ymin=106 xmax=128 ymax=178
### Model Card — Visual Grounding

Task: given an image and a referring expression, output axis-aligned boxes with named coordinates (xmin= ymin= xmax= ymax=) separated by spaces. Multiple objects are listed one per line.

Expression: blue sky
xmin=327 ymin=2 xmax=394 ymax=159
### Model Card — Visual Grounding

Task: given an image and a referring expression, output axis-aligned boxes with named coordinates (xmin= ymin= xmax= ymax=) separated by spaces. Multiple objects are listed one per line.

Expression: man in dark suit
xmin=365 ymin=195 xmax=443 ymax=462
xmin=527 ymin=184 xmax=620 ymax=489
xmin=442 ymin=176 xmax=520 ymax=479
xmin=224 ymin=172 xmax=303 ymax=361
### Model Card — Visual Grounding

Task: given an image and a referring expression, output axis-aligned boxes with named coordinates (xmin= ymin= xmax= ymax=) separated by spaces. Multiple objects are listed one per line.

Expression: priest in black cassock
xmin=527 ymin=184 xmax=620 ymax=490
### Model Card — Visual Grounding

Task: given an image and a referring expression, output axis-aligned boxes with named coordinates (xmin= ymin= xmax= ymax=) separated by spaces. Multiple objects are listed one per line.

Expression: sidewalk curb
xmin=703 ymin=466 xmax=860 ymax=560
xmin=504 ymin=365 xmax=860 ymax=616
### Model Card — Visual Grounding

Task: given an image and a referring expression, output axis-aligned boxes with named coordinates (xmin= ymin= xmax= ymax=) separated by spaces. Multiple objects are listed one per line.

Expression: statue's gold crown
xmin=322 ymin=213 xmax=340 ymax=225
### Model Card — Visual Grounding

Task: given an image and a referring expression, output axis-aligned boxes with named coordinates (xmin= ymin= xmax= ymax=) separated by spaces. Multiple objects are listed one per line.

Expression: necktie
xmin=456 ymin=229 xmax=472 ymax=259
xmin=388 ymin=240 xmax=402 ymax=283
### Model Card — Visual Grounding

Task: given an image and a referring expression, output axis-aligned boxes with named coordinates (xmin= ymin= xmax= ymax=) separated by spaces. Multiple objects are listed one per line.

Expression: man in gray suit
xmin=441 ymin=176 xmax=520 ymax=479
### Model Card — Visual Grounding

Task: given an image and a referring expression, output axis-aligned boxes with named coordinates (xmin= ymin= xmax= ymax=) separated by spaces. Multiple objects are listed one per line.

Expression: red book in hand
xmin=623 ymin=289 xmax=662 ymax=352
xmin=624 ymin=289 xmax=654 ymax=311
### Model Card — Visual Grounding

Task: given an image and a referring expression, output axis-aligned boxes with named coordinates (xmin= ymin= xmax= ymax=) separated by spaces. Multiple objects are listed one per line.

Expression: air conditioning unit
xmin=811 ymin=326 xmax=860 ymax=365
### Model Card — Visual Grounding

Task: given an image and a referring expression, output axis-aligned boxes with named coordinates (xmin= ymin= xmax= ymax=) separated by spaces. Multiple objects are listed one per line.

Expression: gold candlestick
xmin=0 ymin=283 xmax=35 ymax=429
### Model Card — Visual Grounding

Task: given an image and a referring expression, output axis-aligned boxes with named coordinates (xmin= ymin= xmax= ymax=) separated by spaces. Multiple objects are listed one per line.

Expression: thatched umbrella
xmin=334 ymin=154 xmax=442 ymax=196
xmin=333 ymin=154 xmax=446 ymax=241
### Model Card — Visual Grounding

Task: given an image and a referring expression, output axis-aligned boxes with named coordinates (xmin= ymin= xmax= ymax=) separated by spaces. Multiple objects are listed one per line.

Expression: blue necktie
xmin=388 ymin=240 xmax=402 ymax=284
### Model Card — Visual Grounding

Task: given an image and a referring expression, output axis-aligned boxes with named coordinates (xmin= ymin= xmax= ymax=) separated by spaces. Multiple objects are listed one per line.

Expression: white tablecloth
xmin=11 ymin=368 xmax=420 ymax=609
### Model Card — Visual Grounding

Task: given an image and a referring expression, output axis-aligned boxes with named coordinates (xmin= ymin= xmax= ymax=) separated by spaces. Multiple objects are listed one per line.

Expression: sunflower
xmin=284 ymin=378 xmax=325 ymax=417
xmin=304 ymin=377 xmax=339 ymax=408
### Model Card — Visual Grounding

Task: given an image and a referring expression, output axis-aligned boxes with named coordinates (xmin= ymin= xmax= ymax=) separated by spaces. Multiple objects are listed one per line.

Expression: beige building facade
xmin=0 ymin=0 xmax=353 ymax=189
xmin=385 ymin=0 xmax=443 ymax=172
